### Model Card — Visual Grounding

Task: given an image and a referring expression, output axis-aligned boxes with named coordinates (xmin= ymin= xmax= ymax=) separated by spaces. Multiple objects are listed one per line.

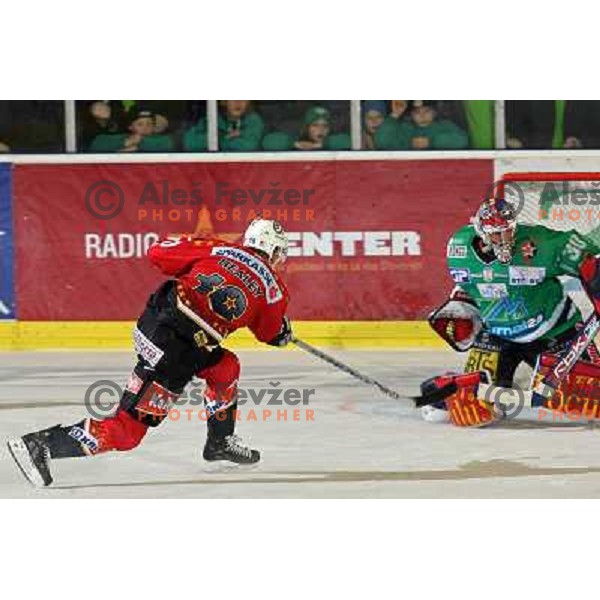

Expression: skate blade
xmin=6 ymin=439 xmax=47 ymax=488
xmin=202 ymin=460 xmax=260 ymax=474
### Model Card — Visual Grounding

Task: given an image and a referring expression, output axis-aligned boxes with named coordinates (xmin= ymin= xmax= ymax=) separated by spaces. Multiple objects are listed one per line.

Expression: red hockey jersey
xmin=147 ymin=236 xmax=289 ymax=343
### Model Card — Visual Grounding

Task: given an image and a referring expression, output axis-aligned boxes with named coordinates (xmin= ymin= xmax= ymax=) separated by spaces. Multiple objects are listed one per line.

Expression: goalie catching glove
xmin=429 ymin=287 xmax=483 ymax=352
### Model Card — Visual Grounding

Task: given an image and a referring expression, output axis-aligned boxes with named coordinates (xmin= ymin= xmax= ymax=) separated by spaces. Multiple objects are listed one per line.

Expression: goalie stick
xmin=529 ymin=311 xmax=600 ymax=406
xmin=293 ymin=312 xmax=600 ymax=409
xmin=478 ymin=313 xmax=600 ymax=409
xmin=291 ymin=337 xmax=403 ymax=401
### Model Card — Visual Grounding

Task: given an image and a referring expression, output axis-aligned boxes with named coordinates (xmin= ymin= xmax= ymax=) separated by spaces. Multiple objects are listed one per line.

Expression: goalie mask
xmin=473 ymin=198 xmax=517 ymax=264
xmin=243 ymin=218 xmax=288 ymax=267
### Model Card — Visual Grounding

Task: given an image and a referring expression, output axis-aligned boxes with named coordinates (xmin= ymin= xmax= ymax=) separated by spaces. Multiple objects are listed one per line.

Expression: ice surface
xmin=1 ymin=349 xmax=600 ymax=498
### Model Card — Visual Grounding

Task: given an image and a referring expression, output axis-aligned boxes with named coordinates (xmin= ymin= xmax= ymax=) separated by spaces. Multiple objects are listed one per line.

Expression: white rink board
xmin=496 ymin=153 xmax=600 ymax=181
xmin=2 ymin=350 xmax=600 ymax=498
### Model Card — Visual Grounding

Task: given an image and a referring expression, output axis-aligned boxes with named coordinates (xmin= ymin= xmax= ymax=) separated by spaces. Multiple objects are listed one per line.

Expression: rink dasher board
xmin=0 ymin=320 xmax=447 ymax=351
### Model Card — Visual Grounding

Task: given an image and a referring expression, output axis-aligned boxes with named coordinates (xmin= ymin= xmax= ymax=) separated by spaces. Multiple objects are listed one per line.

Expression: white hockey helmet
xmin=243 ymin=218 xmax=288 ymax=266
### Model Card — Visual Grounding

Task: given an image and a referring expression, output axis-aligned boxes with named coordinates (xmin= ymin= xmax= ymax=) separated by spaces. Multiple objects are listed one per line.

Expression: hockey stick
xmin=291 ymin=337 xmax=403 ymax=401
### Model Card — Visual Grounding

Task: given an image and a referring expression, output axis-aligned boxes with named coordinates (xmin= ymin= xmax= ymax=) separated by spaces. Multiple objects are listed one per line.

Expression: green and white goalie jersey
xmin=446 ymin=224 xmax=600 ymax=343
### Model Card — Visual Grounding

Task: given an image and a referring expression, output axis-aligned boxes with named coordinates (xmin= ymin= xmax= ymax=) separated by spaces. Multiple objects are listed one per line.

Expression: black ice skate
xmin=7 ymin=431 xmax=53 ymax=487
xmin=203 ymin=434 xmax=260 ymax=464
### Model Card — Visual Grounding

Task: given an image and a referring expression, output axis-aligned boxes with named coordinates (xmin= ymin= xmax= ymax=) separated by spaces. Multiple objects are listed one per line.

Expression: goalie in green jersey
xmin=423 ymin=196 xmax=600 ymax=427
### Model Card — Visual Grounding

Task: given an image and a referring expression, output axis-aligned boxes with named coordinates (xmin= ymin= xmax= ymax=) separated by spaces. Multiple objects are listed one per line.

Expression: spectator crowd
xmin=79 ymin=100 xmax=470 ymax=153
xmin=3 ymin=100 xmax=600 ymax=153
xmin=80 ymin=100 xmax=353 ymax=152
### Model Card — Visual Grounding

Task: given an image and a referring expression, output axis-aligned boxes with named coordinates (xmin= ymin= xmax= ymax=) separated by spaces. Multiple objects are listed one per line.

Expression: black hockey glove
xmin=267 ymin=316 xmax=292 ymax=347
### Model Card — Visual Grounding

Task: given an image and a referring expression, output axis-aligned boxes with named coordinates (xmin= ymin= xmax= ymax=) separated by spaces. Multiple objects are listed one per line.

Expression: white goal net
xmin=500 ymin=172 xmax=600 ymax=248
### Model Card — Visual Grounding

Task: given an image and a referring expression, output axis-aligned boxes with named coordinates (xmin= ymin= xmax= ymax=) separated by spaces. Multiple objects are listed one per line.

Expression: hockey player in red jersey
xmin=7 ymin=218 xmax=292 ymax=487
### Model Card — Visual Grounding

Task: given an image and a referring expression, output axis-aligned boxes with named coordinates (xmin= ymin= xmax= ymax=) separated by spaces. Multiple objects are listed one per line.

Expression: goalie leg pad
xmin=419 ymin=371 xmax=499 ymax=427
xmin=445 ymin=386 xmax=502 ymax=428
xmin=536 ymin=354 xmax=600 ymax=419
xmin=418 ymin=372 xmax=499 ymax=427
xmin=418 ymin=371 xmax=485 ymax=406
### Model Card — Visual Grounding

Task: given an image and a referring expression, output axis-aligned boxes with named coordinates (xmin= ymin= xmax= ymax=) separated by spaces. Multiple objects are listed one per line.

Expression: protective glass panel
xmin=505 ymin=101 xmax=562 ymax=149
xmin=255 ymin=101 xmax=351 ymax=152
xmin=0 ymin=101 xmax=65 ymax=153
xmin=362 ymin=100 xmax=485 ymax=150
xmin=77 ymin=101 xmax=205 ymax=153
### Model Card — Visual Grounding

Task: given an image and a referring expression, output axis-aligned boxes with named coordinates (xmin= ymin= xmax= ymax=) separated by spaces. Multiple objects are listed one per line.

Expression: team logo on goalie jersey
xmin=450 ymin=268 xmax=471 ymax=283
xmin=477 ymin=283 xmax=508 ymax=298
xmin=509 ymin=266 xmax=546 ymax=286
xmin=447 ymin=245 xmax=467 ymax=258
xmin=521 ymin=240 xmax=537 ymax=260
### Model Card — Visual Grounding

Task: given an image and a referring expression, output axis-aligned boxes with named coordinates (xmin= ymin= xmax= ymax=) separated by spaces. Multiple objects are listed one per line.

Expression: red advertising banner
xmin=13 ymin=160 xmax=493 ymax=320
